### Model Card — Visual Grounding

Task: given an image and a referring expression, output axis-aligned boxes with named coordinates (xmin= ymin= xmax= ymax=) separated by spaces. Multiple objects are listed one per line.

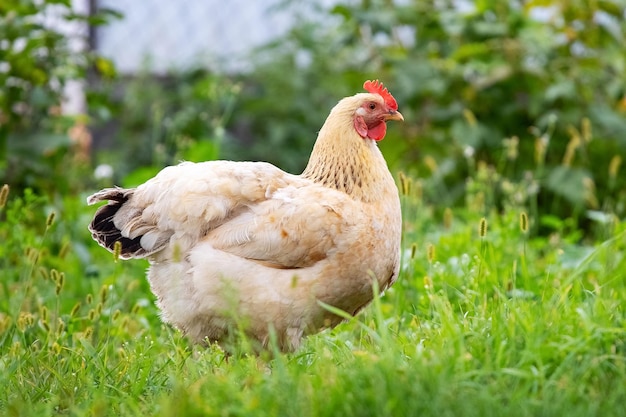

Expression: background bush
xmin=2 ymin=0 xmax=625 ymax=234
xmin=89 ymin=69 xmax=238 ymax=186
xmin=223 ymin=0 xmax=626 ymax=231
xmin=0 ymin=0 xmax=119 ymax=195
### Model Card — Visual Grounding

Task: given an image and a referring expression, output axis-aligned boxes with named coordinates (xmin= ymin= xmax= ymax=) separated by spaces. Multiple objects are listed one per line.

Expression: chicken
xmin=87 ymin=80 xmax=403 ymax=351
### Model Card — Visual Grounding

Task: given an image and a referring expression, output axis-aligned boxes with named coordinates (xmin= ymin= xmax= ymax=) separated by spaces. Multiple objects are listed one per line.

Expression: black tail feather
xmin=87 ymin=188 xmax=148 ymax=259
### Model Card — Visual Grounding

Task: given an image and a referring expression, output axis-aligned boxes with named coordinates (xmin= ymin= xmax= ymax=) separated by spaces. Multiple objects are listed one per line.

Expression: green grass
xmin=1 ymin=180 xmax=625 ymax=417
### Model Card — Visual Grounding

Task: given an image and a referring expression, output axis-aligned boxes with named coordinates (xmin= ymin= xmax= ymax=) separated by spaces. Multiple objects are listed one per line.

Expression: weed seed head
xmin=609 ymin=155 xmax=622 ymax=181
xmin=443 ymin=208 xmax=453 ymax=229
xmin=479 ymin=218 xmax=488 ymax=238
xmin=57 ymin=318 xmax=65 ymax=335
xmin=10 ymin=342 xmax=22 ymax=356
xmin=427 ymin=243 xmax=436 ymax=263
xmin=399 ymin=172 xmax=411 ymax=196
xmin=423 ymin=275 xmax=433 ymax=289
xmin=40 ymin=306 xmax=49 ymax=322
xmin=40 ymin=319 xmax=50 ymax=332
xmin=581 ymin=117 xmax=592 ymax=142
xmin=0 ymin=314 xmax=13 ymax=335
xmin=583 ymin=177 xmax=598 ymax=208
xmin=55 ymin=272 xmax=65 ymax=295
xmin=39 ymin=267 xmax=49 ymax=280
xmin=0 ymin=184 xmax=9 ymax=208
xmin=59 ymin=241 xmax=71 ymax=259
xmin=534 ymin=134 xmax=548 ymax=165
xmin=562 ymin=130 xmax=580 ymax=167
xmin=26 ymin=247 xmax=39 ymax=263
xmin=424 ymin=155 xmax=438 ymax=174
xmin=113 ymin=241 xmax=122 ymax=262
xmin=520 ymin=212 xmax=529 ymax=233
xmin=17 ymin=312 xmax=35 ymax=331
xmin=46 ymin=211 xmax=56 ymax=228
xmin=100 ymin=285 xmax=109 ymax=303
xmin=70 ymin=302 xmax=81 ymax=317
xmin=463 ymin=108 xmax=477 ymax=126
xmin=118 ymin=347 xmax=127 ymax=359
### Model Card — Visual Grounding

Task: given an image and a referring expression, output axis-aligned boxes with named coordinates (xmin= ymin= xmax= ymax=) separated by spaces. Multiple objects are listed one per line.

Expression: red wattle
xmin=367 ymin=122 xmax=387 ymax=141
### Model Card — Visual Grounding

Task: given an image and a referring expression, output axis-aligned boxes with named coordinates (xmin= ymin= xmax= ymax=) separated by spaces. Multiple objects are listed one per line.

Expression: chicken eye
xmin=369 ymin=103 xmax=376 ymax=110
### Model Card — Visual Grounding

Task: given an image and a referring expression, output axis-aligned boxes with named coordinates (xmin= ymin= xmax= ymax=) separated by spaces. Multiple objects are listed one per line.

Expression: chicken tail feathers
xmin=87 ymin=187 xmax=150 ymax=259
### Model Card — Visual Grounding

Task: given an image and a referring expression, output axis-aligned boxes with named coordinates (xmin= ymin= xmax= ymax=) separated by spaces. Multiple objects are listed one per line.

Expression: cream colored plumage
xmin=88 ymin=81 xmax=403 ymax=351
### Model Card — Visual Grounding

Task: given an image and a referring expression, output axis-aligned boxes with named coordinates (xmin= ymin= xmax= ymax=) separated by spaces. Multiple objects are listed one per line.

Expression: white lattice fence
xmin=95 ymin=0 xmax=295 ymax=74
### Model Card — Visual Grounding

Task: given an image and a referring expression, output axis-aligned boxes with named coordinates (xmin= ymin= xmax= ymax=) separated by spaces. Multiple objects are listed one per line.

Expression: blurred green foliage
xmin=2 ymin=0 xmax=625 ymax=234
xmin=0 ymin=0 xmax=120 ymax=194
xmin=91 ymin=69 xmax=239 ymax=186
xmin=226 ymin=0 xmax=626 ymax=227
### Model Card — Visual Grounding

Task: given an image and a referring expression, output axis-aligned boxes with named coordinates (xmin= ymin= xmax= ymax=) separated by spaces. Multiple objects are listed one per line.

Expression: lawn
xmin=1 ymin=173 xmax=625 ymax=417
xmin=2 ymin=0 xmax=625 ymax=414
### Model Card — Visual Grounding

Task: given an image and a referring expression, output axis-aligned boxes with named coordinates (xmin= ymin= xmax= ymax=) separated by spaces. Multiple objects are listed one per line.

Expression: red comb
xmin=363 ymin=80 xmax=398 ymax=111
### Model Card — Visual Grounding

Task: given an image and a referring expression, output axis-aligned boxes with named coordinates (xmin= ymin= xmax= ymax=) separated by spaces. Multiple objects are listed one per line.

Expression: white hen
xmin=88 ymin=80 xmax=403 ymax=350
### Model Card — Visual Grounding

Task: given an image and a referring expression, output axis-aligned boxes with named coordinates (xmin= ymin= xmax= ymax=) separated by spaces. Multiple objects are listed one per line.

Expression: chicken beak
xmin=384 ymin=110 xmax=404 ymax=122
